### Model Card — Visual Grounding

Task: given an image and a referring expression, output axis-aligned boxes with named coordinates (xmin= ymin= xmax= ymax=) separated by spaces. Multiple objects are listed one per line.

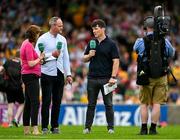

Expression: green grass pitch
xmin=0 ymin=125 xmax=180 ymax=139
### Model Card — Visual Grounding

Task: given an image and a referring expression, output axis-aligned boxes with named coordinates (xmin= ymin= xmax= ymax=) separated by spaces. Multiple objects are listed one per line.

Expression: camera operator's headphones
xmin=143 ymin=16 xmax=154 ymax=30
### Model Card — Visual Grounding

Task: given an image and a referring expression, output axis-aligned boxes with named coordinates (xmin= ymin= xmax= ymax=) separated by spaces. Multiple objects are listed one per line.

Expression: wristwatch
xmin=111 ymin=76 xmax=116 ymax=79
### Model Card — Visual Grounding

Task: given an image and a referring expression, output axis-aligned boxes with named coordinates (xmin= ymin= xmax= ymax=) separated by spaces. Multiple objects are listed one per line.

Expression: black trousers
xmin=41 ymin=69 xmax=64 ymax=129
xmin=22 ymin=74 xmax=40 ymax=126
xmin=85 ymin=78 xmax=114 ymax=130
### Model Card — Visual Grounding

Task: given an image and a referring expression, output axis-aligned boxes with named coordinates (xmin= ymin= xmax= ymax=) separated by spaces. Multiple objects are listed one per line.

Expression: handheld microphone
xmin=90 ymin=40 xmax=96 ymax=50
xmin=56 ymin=42 xmax=62 ymax=50
xmin=38 ymin=43 xmax=44 ymax=53
xmin=38 ymin=43 xmax=46 ymax=64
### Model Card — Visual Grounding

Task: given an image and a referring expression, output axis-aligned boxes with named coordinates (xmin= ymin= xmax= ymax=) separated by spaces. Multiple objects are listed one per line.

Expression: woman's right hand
xmin=39 ymin=53 xmax=45 ymax=64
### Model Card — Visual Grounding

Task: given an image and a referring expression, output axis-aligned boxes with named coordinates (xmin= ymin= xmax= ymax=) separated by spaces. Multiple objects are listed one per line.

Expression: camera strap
xmin=167 ymin=67 xmax=177 ymax=85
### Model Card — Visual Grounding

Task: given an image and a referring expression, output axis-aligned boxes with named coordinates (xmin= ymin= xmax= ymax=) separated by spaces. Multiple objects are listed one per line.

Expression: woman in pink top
xmin=20 ymin=25 xmax=44 ymax=135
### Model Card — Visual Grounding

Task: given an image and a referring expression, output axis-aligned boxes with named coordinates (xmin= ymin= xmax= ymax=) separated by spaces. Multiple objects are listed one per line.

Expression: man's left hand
xmin=108 ymin=77 xmax=117 ymax=86
xmin=66 ymin=75 xmax=73 ymax=84
xmin=52 ymin=50 xmax=60 ymax=58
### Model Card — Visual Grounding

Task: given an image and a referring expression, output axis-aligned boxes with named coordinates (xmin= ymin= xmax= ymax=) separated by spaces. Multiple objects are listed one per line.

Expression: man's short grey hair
xmin=49 ymin=17 xmax=60 ymax=26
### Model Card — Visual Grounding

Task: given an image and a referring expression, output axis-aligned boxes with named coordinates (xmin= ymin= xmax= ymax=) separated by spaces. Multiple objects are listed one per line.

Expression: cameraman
xmin=133 ymin=16 xmax=175 ymax=135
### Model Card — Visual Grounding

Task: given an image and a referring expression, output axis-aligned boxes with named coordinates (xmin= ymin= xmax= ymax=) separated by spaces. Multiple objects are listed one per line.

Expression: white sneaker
xmin=108 ymin=129 xmax=114 ymax=134
xmin=83 ymin=128 xmax=91 ymax=134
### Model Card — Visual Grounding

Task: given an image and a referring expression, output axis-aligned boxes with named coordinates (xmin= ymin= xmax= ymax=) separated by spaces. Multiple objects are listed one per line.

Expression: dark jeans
xmin=85 ymin=78 xmax=114 ymax=130
xmin=41 ymin=69 xmax=64 ymax=129
xmin=22 ymin=74 xmax=40 ymax=126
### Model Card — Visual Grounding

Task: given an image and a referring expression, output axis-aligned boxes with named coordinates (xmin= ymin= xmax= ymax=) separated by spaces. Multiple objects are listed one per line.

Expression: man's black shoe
xmin=50 ymin=128 xmax=60 ymax=134
xmin=139 ymin=128 xmax=148 ymax=135
xmin=149 ymin=128 xmax=158 ymax=135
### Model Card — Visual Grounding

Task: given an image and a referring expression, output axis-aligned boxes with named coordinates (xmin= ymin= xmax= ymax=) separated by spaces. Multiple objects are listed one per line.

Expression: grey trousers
xmin=85 ymin=78 xmax=114 ymax=130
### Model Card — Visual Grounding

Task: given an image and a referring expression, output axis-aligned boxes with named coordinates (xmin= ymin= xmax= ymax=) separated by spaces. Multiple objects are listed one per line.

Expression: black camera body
xmin=154 ymin=6 xmax=171 ymax=38
xmin=148 ymin=6 xmax=170 ymax=78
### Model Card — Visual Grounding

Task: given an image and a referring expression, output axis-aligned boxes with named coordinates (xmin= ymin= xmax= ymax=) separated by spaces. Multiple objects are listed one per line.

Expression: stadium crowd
xmin=0 ymin=0 xmax=180 ymax=105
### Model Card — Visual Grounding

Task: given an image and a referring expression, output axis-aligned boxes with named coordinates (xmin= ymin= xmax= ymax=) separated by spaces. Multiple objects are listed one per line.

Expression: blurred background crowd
xmin=0 ymin=0 xmax=180 ymax=105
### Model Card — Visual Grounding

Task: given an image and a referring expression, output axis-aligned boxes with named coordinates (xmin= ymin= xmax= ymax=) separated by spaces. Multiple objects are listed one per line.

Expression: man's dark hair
xmin=91 ymin=19 xmax=106 ymax=28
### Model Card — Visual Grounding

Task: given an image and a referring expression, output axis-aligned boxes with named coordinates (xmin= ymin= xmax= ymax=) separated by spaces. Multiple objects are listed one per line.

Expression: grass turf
xmin=0 ymin=125 xmax=180 ymax=139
